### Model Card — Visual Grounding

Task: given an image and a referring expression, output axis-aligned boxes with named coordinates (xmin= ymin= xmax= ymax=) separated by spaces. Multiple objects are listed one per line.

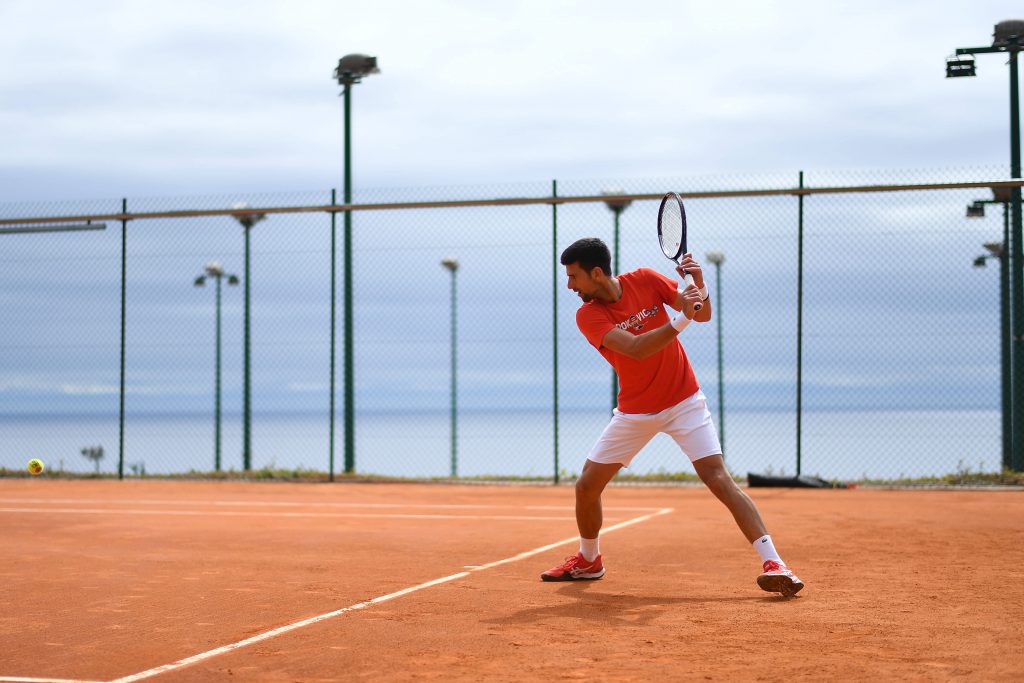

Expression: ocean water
xmin=0 ymin=409 xmax=1001 ymax=481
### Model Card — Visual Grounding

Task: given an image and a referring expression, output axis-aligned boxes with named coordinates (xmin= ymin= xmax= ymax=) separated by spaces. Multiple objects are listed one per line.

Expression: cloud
xmin=1 ymin=0 xmax=1019 ymax=198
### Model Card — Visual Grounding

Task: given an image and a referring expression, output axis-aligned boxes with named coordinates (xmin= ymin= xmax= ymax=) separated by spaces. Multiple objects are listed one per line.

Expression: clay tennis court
xmin=1 ymin=479 xmax=1021 ymax=682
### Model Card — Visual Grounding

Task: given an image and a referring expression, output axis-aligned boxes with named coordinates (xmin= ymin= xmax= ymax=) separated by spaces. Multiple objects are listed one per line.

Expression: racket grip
xmin=684 ymin=272 xmax=702 ymax=311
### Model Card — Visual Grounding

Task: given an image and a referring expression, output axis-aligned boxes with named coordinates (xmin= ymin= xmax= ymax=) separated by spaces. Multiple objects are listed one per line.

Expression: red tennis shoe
xmin=541 ymin=553 xmax=605 ymax=582
xmin=757 ymin=560 xmax=804 ymax=596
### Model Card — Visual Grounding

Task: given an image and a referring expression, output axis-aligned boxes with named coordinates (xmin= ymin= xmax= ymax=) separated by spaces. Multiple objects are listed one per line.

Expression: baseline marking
xmin=0 ymin=507 xmax=577 ymax=522
xmin=0 ymin=498 xmax=665 ymax=512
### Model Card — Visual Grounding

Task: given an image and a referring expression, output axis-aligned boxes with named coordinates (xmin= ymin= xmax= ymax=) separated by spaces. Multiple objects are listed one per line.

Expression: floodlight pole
xmin=970 ymin=197 xmax=1012 ymax=470
xmin=602 ymin=191 xmax=631 ymax=413
xmin=232 ymin=207 xmax=265 ymax=471
xmin=244 ymin=227 xmax=251 ymax=470
xmin=953 ymin=23 xmax=1023 ymax=470
xmin=992 ymin=232 xmax=1012 ymax=471
xmin=215 ymin=272 xmax=225 ymax=472
xmin=343 ymin=81 xmax=354 ymax=475
xmin=441 ymin=258 xmax=459 ymax=478
xmin=195 ymin=263 xmax=239 ymax=471
xmin=706 ymin=251 xmax=726 ymax=455
xmin=335 ymin=54 xmax=379 ymax=475
xmin=1012 ymin=47 xmax=1023 ymax=473
xmin=999 ymin=206 xmax=1012 ymax=471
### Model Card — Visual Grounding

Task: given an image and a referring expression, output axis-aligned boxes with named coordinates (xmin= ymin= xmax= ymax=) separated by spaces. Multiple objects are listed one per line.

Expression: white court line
xmin=108 ymin=507 xmax=672 ymax=683
xmin=0 ymin=678 xmax=105 ymax=683
xmin=0 ymin=507 xmax=575 ymax=522
xmin=0 ymin=498 xmax=665 ymax=512
xmin=0 ymin=507 xmax=672 ymax=683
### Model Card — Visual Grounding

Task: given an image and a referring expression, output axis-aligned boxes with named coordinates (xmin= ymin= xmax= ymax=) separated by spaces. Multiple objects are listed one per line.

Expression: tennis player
xmin=541 ymin=237 xmax=804 ymax=596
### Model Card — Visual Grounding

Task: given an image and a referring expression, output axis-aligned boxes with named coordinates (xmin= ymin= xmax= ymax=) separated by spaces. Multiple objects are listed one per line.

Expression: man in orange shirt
xmin=540 ymin=237 xmax=803 ymax=597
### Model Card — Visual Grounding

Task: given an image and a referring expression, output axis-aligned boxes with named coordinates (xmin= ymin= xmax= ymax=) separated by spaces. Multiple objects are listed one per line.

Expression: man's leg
xmin=542 ymin=410 xmax=655 ymax=582
xmin=575 ymin=458 xmax=623 ymax=539
xmin=692 ymin=454 xmax=766 ymax=542
xmin=692 ymin=454 xmax=804 ymax=596
xmin=540 ymin=459 xmax=622 ymax=582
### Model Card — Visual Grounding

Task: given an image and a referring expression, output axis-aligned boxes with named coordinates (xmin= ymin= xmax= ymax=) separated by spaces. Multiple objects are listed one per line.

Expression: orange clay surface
xmin=0 ymin=479 xmax=1022 ymax=682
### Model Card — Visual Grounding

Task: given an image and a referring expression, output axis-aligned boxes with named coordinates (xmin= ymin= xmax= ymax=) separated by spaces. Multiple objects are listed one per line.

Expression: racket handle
xmin=683 ymin=272 xmax=702 ymax=311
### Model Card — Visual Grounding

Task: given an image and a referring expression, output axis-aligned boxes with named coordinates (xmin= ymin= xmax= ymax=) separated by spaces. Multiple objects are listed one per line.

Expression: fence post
xmin=118 ymin=198 xmax=127 ymax=480
xmin=330 ymin=188 xmax=337 ymax=481
xmin=1000 ymin=202 xmax=1012 ymax=471
xmin=552 ymin=180 xmax=560 ymax=485
xmin=1010 ymin=50 xmax=1024 ymax=472
xmin=796 ymin=172 xmax=804 ymax=477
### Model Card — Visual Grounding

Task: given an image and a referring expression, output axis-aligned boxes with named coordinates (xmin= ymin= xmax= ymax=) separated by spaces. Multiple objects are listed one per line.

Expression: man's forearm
xmin=625 ymin=322 xmax=683 ymax=360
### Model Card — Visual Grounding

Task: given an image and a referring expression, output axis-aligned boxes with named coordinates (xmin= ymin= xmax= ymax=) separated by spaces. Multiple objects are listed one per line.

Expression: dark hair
xmin=560 ymin=237 xmax=611 ymax=275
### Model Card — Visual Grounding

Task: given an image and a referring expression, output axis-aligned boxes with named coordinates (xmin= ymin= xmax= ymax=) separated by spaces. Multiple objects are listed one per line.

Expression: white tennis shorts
xmin=588 ymin=390 xmax=722 ymax=467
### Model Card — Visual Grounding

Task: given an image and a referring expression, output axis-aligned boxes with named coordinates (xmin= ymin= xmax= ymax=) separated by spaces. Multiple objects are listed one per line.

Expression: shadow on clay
xmin=484 ymin=580 xmax=789 ymax=626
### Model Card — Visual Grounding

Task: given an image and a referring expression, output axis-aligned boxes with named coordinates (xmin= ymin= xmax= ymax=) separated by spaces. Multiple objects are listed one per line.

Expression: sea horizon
xmin=0 ymin=407 xmax=1001 ymax=482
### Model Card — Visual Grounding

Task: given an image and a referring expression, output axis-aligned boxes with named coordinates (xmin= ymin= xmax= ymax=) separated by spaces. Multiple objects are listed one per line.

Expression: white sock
xmin=579 ymin=537 xmax=600 ymax=561
xmin=753 ymin=534 xmax=783 ymax=564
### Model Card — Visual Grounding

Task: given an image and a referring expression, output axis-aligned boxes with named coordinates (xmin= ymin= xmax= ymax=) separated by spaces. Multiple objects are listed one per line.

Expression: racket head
xmin=657 ymin=192 xmax=687 ymax=262
xmin=657 ymin=192 xmax=701 ymax=312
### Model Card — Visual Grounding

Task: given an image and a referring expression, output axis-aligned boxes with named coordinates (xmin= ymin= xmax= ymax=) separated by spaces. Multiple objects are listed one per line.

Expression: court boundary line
xmin=0 ymin=497 xmax=666 ymax=512
xmin=0 ymin=507 xmax=583 ymax=522
xmin=0 ymin=507 xmax=672 ymax=683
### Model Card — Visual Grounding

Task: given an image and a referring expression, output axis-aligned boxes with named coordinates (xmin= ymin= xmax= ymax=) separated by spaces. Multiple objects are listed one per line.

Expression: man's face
xmin=565 ymin=262 xmax=598 ymax=302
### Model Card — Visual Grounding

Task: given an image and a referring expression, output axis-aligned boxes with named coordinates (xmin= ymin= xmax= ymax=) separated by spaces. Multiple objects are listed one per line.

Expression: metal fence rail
xmin=1 ymin=169 xmax=1020 ymax=482
xmin=3 ymin=179 xmax=1023 ymax=226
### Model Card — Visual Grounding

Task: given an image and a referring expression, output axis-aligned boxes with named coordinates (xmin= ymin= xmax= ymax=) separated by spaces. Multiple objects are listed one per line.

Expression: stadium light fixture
xmin=984 ymin=241 xmax=1005 ymax=258
xmin=601 ymin=188 xmax=633 ymax=215
xmin=966 ymin=202 xmax=986 ymax=218
xmin=991 ymin=185 xmax=1013 ymax=202
xmin=334 ymin=54 xmax=379 ymax=85
xmin=231 ymin=203 xmax=266 ymax=230
xmin=946 ymin=55 xmax=976 ymax=78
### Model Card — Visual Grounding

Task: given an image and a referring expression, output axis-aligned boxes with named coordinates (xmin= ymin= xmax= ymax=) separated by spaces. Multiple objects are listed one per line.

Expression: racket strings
xmin=658 ymin=197 xmax=684 ymax=259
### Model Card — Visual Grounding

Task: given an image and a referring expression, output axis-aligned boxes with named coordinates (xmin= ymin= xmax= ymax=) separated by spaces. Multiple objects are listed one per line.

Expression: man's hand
xmin=678 ymin=282 xmax=704 ymax=319
xmin=670 ymin=252 xmax=712 ymax=322
xmin=675 ymin=252 xmax=705 ymax=289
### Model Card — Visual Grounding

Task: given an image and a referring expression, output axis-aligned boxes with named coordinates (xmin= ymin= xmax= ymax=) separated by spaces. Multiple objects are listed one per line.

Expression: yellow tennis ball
xmin=27 ymin=459 xmax=44 ymax=475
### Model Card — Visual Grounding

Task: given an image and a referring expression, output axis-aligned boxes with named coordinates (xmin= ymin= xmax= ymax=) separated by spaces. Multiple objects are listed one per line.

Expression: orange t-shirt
xmin=576 ymin=268 xmax=700 ymax=414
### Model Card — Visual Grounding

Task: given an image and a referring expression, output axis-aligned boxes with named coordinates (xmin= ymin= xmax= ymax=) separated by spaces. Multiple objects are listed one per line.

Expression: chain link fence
xmin=0 ymin=167 xmax=1017 ymax=482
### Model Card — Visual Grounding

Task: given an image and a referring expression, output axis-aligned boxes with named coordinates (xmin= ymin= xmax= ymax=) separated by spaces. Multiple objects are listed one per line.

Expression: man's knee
xmin=695 ymin=456 xmax=734 ymax=491
xmin=576 ymin=475 xmax=602 ymax=500
xmin=575 ymin=460 xmax=619 ymax=500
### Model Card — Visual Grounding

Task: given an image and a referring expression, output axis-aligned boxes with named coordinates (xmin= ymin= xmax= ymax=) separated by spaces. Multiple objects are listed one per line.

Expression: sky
xmin=1 ymin=0 xmax=1022 ymax=202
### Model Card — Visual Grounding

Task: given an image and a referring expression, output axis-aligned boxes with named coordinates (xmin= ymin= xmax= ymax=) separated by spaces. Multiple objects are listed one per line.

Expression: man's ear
xmin=589 ymin=266 xmax=606 ymax=281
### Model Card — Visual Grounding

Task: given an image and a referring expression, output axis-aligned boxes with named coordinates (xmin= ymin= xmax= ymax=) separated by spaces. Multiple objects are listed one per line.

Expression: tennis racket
xmin=657 ymin=192 xmax=701 ymax=311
